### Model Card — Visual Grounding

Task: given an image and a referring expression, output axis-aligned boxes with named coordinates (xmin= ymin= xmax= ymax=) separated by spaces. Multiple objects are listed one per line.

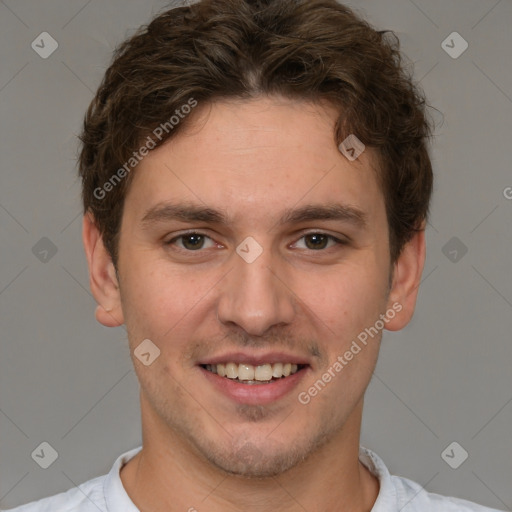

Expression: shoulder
xmin=2 ymin=446 xmax=142 ymax=512
xmin=359 ymin=446 xmax=505 ymax=512
xmin=2 ymin=475 xmax=107 ymax=512
xmin=391 ymin=474 xmax=504 ymax=512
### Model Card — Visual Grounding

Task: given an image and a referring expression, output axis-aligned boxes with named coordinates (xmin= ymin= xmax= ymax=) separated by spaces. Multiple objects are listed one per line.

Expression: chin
xmin=197 ymin=426 xmax=334 ymax=479
xmin=205 ymin=442 xmax=306 ymax=478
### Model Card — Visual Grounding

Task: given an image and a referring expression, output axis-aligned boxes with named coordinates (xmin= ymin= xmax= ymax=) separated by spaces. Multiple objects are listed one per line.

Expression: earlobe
xmin=82 ymin=212 xmax=125 ymax=327
xmin=385 ymin=226 xmax=426 ymax=332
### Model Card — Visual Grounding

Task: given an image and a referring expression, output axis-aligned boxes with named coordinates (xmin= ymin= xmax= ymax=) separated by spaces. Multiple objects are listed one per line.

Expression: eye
xmin=292 ymin=233 xmax=345 ymax=251
xmin=166 ymin=232 xmax=216 ymax=251
xmin=165 ymin=231 xmax=346 ymax=253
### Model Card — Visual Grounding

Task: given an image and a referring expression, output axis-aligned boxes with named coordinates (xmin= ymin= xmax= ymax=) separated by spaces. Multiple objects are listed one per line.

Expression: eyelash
xmin=164 ymin=231 xmax=347 ymax=253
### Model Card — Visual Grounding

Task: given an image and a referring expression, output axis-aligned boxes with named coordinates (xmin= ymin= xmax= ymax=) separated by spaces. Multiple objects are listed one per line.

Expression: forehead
xmin=124 ymin=96 xmax=385 ymax=229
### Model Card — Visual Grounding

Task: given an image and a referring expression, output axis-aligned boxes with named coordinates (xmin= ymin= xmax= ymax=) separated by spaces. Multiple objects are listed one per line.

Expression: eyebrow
xmin=141 ymin=201 xmax=368 ymax=230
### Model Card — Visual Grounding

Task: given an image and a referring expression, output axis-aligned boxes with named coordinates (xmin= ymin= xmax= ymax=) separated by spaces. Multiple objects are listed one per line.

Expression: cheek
xmin=120 ymin=261 xmax=218 ymax=356
xmin=296 ymin=260 xmax=387 ymax=339
xmin=120 ymin=264 xmax=185 ymax=337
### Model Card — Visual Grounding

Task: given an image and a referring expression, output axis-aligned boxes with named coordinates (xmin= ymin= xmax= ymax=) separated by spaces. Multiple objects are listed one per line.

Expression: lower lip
xmin=199 ymin=366 xmax=309 ymax=405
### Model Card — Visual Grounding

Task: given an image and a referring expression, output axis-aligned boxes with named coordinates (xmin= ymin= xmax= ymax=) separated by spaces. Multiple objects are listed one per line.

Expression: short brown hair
xmin=78 ymin=0 xmax=434 ymax=266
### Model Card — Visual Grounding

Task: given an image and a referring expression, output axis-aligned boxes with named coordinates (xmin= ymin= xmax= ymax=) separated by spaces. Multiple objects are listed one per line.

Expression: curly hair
xmin=78 ymin=0 xmax=435 ymax=266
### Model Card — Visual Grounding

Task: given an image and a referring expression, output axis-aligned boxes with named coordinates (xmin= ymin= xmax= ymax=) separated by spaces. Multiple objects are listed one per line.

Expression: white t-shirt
xmin=3 ymin=445 xmax=504 ymax=512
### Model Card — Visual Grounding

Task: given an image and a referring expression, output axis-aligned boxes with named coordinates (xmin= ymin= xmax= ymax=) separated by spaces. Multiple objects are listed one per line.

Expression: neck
xmin=120 ymin=395 xmax=379 ymax=512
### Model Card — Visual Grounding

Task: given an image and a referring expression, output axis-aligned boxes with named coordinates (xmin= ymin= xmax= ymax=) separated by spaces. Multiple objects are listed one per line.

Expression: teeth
xmin=255 ymin=364 xmax=273 ymax=381
xmin=217 ymin=363 xmax=226 ymax=377
xmin=238 ymin=364 xmax=255 ymax=380
xmin=205 ymin=362 xmax=302 ymax=381
xmin=272 ymin=363 xmax=283 ymax=378
xmin=225 ymin=363 xmax=237 ymax=379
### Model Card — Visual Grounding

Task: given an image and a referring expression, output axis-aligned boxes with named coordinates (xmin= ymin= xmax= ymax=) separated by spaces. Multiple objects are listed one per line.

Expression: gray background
xmin=1 ymin=0 xmax=511 ymax=509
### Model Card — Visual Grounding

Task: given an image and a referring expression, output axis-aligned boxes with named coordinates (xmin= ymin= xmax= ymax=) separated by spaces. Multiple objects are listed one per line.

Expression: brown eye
xmin=166 ymin=232 xmax=215 ymax=251
xmin=180 ymin=234 xmax=206 ymax=250
xmin=304 ymin=234 xmax=330 ymax=250
xmin=292 ymin=233 xmax=346 ymax=251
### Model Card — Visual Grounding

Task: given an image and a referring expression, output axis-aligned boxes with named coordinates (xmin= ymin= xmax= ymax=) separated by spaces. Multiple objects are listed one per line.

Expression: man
xmin=6 ymin=0 xmax=505 ymax=510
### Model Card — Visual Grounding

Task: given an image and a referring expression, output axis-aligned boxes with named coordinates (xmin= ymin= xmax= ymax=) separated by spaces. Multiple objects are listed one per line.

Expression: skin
xmin=83 ymin=96 xmax=425 ymax=512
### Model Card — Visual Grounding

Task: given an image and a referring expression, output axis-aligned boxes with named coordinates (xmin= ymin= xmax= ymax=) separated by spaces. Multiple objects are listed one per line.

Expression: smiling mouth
xmin=201 ymin=362 xmax=306 ymax=384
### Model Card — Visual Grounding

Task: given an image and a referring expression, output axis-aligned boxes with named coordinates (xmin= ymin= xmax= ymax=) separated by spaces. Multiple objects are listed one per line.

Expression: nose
xmin=216 ymin=247 xmax=296 ymax=336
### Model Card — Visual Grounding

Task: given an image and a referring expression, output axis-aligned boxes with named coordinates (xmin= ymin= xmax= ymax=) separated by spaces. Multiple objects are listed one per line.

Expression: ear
xmin=385 ymin=225 xmax=426 ymax=331
xmin=82 ymin=212 xmax=124 ymax=327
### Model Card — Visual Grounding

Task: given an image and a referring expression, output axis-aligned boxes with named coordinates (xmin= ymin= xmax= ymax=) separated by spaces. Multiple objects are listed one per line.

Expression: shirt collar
xmin=103 ymin=445 xmax=142 ymax=512
xmin=359 ymin=445 xmax=398 ymax=511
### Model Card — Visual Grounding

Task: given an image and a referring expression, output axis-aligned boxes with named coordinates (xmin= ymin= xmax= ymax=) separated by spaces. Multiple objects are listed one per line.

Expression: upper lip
xmin=198 ymin=351 xmax=311 ymax=367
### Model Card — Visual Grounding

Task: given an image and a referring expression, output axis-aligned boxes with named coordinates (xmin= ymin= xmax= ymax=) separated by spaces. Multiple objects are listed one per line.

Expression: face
xmin=87 ymin=96 xmax=421 ymax=478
